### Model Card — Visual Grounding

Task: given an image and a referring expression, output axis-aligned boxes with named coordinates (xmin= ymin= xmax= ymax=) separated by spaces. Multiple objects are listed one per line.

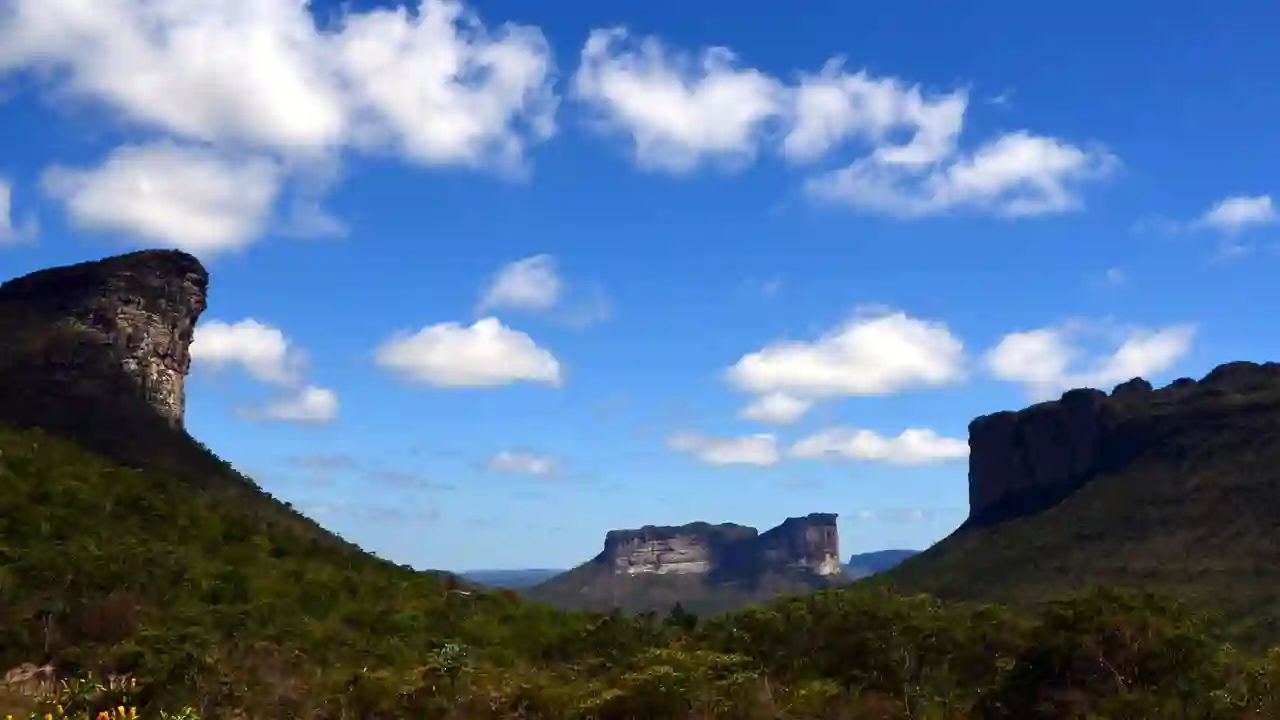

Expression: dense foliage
xmin=7 ymin=425 xmax=1280 ymax=718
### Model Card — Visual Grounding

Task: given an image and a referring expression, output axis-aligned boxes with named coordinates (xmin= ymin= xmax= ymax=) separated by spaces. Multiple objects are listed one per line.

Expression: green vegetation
xmin=7 ymin=424 xmax=1280 ymax=717
xmin=879 ymin=391 xmax=1280 ymax=650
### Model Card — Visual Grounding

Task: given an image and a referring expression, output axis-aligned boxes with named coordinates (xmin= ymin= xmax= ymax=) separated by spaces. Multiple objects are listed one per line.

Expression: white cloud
xmin=476 ymin=254 xmax=611 ymax=328
xmin=192 ymin=318 xmax=339 ymax=425
xmin=790 ymin=427 xmax=968 ymax=465
xmin=2 ymin=0 xmax=557 ymax=249
xmin=331 ymin=1 xmax=557 ymax=171
xmin=728 ymin=309 xmax=965 ymax=406
xmin=573 ymin=28 xmax=785 ymax=172
xmin=478 ymin=254 xmax=562 ymax=313
xmin=738 ymin=392 xmax=813 ymax=425
xmin=374 ymin=317 xmax=562 ymax=388
xmin=191 ymin=319 xmax=304 ymax=385
xmin=808 ymin=131 xmax=1117 ymax=218
xmin=259 ymin=385 xmax=340 ymax=424
xmin=485 ymin=450 xmax=557 ymax=476
xmin=41 ymin=142 xmax=281 ymax=256
xmin=1196 ymin=195 xmax=1275 ymax=234
xmin=0 ymin=0 xmax=555 ymax=165
xmin=571 ymin=31 xmax=1112 ymax=216
xmin=985 ymin=322 xmax=1196 ymax=400
xmin=0 ymin=177 xmax=38 ymax=244
xmin=782 ymin=60 xmax=966 ymax=166
xmin=1105 ymin=268 xmax=1125 ymax=286
xmin=667 ymin=431 xmax=779 ymax=467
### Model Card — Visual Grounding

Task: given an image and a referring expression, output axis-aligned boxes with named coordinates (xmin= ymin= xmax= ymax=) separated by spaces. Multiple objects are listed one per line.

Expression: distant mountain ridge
xmin=460 ymin=568 xmax=563 ymax=589
xmin=526 ymin=513 xmax=846 ymax=614
xmin=846 ymin=549 xmax=918 ymax=578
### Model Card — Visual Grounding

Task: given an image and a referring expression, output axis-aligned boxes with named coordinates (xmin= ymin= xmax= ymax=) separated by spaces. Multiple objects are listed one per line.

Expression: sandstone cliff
xmin=967 ymin=361 xmax=1280 ymax=526
xmin=0 ymin=249 xmax=210 ymax=467
xmin=527 ymin=512 xmax=845 ymax=614
xmin=596 ymin=512 xmax=841 ymax=578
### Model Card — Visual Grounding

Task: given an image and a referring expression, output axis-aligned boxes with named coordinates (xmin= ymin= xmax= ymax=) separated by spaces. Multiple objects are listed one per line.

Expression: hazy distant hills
xmin=460 ymin=568 xmax=564 ymax=589
xmin=846 ymin=550 xmax=918 ymax=578
xmin=464 ymin=548 xmax=919 ymax=603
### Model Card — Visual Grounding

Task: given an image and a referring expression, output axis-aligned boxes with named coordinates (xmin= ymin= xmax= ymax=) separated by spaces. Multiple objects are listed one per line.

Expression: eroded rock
xmin=598 ymin=513 xmax=842 ymax=578
xmin=0 ymin=249 xmax=208 ymax=429
xmin=967 ymin=362 xmax=1280 ymax=526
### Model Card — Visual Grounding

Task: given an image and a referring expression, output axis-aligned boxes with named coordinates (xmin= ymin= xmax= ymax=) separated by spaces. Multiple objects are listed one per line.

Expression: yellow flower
xmin=117 ymin=709 xmax=126 ymax=718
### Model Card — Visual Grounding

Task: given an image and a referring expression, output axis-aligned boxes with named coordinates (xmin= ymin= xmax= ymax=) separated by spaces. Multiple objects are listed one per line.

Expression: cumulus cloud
xmin=807 ymin=131 xmax=1117 ymax=218
xmin=728 ymin=309 xmax=964 ymax=421
xmin=485 ymin=450 xmax=558 ymax=476
xmin=790 ymin=427 xmax=968 ymax=465
xmin=573 ymin=28 xmax=785 ymax=173
xmin=2 ymin=0 xmax=557 ymax=250
xmin=0 ymin=177 xmax=37 ymax=244
xmin=191 ymin=319 xmax=305 ymax=385
xmin=985 ymin=322 xmax=1196 ymax=400
xmin=1195 ymin=195 xmax=1276 ymax=234
xmin=738 ymin=392 xmax=813 ymax=425
xmin=667 ymin=431 xmax=780 ymax=467
xmin=571 ymin=30 xmax=1113 ymax=215
xmin=475 ymin=254 xmax=611 ymax=328
xmin=477 ymin=254 xmax=562 ymax=313
xmin=374 ymin=317 xmax=562 ymax=388
xmin=192 ymin=318 xmax=339 ymax=424
xmin=256 ymin=385 xmax=340 ymax=424
xmin=670 ymin=430 xmax=778 ymax=466
xmin=782 ymin=60 xmax=966 ymax=166
xmin=42 ymin=143 xmax=281 ymax=255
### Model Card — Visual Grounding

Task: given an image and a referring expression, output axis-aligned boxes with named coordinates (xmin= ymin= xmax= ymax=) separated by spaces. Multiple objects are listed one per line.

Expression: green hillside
xmin=880 ymin=369 xmax=1280 ymax=648
xmin=12 ymin=423 xmax=1280 ymax=718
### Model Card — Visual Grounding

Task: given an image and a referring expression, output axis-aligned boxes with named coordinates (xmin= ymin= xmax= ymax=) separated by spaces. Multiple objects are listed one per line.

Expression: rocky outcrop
xmin=597 ymin=513 xmax=842 ymax=578
xmin=0 ymin=249 xmax=209 ymax=430
xmin=604 ymin=522 xmax=757 ymax=575
xmin=759 ymin=513 xmax=842 ymax=576
xmin=967 ymin=361 xmax=1280 ymax=526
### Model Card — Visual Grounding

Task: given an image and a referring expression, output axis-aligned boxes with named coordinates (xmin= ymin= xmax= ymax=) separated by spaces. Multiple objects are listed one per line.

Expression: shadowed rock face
xmin=599 ymin=513 xmax=842 ymax=578
xmin=967 ymin=361 xmax=1280 ymax=526
xmin=0 ymin=249 xmax=209 ymax=430
xmin=759 ymin=513 xmax=842 ymax=576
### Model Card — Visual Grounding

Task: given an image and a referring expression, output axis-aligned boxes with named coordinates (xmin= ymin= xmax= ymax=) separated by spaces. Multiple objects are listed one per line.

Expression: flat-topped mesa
xmin=758 ymin=513 xmax=842 ymax=576
xmin=0 ymin=249 xmax=209 ymax=429
xmin=599 ymin=513 xmax=842 ymax=577
xmin=967 ymin=360 xmax=1280 ymax=526
xmin=603 ymin=522 xmax=758 ymax=575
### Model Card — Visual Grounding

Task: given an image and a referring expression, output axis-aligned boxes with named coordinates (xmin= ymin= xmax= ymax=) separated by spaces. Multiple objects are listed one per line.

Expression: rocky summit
xmin=525 ymin=513 xmax=845 ymax=614
xmin=883 ymin=359 xmax=1280 ymax=645
xmin=0 ymin=249 xmax=208 ymax=432
xmin=966 ymin=361 xmax=1280 ymax=526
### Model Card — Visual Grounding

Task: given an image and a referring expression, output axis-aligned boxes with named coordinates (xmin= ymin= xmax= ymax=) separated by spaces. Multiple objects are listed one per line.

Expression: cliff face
xmin=604 ymin=522 xmax=758 ymax=575
xmin=759 ymin=513 xmax=842 ymax=576
xmin=597 ymin=513 xmax=841 ymax=578
xmin=0 ymin=249 xmax=209 ymax=430
xmin=967 ymin=361 xmax=1280 ymax=526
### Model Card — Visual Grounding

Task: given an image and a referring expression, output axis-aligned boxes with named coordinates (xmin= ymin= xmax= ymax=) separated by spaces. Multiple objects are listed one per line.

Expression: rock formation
xmin=967 ymin=360 xmax=1280 ymax=526
xmin=597 ymin=513 xmax=842 ymax=578
xmin=0 ymin=249 xmax=209 ymax=431
xmin=759 ymin=513 xmax=843 ymax=576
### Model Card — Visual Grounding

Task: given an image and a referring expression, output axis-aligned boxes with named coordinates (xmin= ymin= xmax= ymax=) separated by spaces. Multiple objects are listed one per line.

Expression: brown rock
xmin=598 ymin=513 xmax=842 ymax=578
xmin=0 ymin=249 xmax=208 ymax=429
xmin=966 ymin=361 xmax=1280 ymax=526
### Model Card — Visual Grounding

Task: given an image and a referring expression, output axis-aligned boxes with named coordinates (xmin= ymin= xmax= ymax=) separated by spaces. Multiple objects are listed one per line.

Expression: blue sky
xmin=1 ymin=0 xmax=1277 ymax=571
